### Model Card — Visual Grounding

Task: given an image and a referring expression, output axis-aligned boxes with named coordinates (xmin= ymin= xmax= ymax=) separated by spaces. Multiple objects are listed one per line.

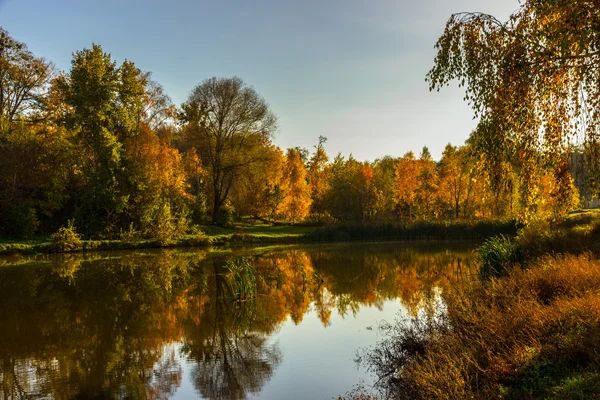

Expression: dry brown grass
xmin=363 ymin=253 xmax=600 ymax=399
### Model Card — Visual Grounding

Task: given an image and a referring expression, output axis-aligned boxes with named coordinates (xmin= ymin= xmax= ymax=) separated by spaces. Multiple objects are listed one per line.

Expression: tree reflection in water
xmin=0 ymin=243 xmax=477 ymax=399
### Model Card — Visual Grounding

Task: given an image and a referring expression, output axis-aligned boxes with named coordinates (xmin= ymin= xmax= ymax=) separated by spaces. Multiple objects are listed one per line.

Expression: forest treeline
xmin=0 ymin=27 xmax=583 ymax=241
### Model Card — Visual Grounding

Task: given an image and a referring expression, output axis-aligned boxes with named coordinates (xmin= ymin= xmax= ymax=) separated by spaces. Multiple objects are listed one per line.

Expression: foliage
xmin=362 ymin=253 xmax=600 ymax=399
xmin=0 ymin=27 xmax=54 ymax=125
xmin=49 ymin=220 xmax=82 ymax=252
xmin=427 ymin=1 xmax=600 ymax=221
xmin=179 ymin=76 xmax=277 ymax=224
xmin=324 ymin=154 xmax=385 ymax=221
xmin=140 ymin=200 xmax=190 ymax=246
xmin=308 ymin=136 xmax=331 ymax=218
xmin=477 ymin=234 xmax=522 ymax=280
xmin=119 ymin=223 xmax=141 ymax=246
xmin=280 ymin=148 xmax=312 ymax=222
xmin=0 ymin=27 xmax=589 ymax=240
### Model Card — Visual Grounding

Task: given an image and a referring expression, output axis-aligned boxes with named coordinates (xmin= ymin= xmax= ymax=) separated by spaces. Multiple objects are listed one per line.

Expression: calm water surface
xmin=0 ymin=242 xmax=478 ymax=399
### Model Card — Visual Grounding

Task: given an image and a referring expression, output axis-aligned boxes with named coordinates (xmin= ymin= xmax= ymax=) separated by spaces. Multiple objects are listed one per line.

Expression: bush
xmin=186 ymin=225 xmax=210 ymax=246
xmin=119 ymin=223 xmax=141 ymax=247
xmin=49 ymin=220 xmax=82 ymax=253
xmin=215 ymin=203 xmax=235 ymax=227
xmin=141 ymin=201 xmax=190 ymax=246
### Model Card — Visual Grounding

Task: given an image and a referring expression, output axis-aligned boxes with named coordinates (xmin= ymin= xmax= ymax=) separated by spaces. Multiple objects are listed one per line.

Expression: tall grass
xmin=359 ymin=253 xmax=600 ymax=400
xmin=223 ymin=257 xmax=258 ymax=302
xmin=306 ymin=220 xmax=519 ymax=243
xmin=477 ymin=234 xmax=522 ymax=280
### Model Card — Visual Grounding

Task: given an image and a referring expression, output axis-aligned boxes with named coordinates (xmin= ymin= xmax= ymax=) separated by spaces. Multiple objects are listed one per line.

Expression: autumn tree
xmin=230 ymin=144 xmax=285 ymax=220
xmin=307 ymin=136 xmax=330 ymax=220
xmin=438 ymin=144 xmax=472 ymax=219
xmin=427 ymin=1 xmax=596 ymax=220
xmin=414 ymin=147 xmax=438 ymax=220
xmin=281 ymin=148 xmax=312 ymax=223
xmin=124 ymin=124 xmax=191 ymax=243
xmin=180 ymin=77 xmax=277 ymax=225
xmin=0 ymin=28 xmax=54 ymax=127
xmin=324 ymin=155 xmax=383 ymax=221
xmin=58 ymin=44 xmax=190 ymax=237
xmin=372 ymin=156 xmax=398 ymax=220
xmin=0 ymin=29 xmax=68 ymax=237
xmin=0 ymin=123 xmax=75 ymax=237
xmin=393 ymin=151 xmax=420 ymax=220
xmin=357 ymin=162 xmax=385 ymax=221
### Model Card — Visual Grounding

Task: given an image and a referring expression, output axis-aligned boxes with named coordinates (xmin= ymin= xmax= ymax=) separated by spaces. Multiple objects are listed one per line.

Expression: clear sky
xmin=0 ymin=0 xmax=517 ymax=161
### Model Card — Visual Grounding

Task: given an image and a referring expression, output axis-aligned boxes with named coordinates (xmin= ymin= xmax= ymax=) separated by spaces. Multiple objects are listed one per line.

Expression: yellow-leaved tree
xmin=280 ymin=148 xmax=312 ymax=223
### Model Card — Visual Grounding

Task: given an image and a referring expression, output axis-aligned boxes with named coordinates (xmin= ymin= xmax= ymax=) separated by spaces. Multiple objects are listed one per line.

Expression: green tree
xmin=0 ymin=27 xmax=54 ymax=126
xmin=180 ymin=77 xmax=277 ymax=225
xmin=58 ymin=44 xmax=123 ymax=233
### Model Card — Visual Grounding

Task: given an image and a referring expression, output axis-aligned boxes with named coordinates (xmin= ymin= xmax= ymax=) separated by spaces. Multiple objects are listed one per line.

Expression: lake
xmin=0 ymin=242 xmax=478 ymax=399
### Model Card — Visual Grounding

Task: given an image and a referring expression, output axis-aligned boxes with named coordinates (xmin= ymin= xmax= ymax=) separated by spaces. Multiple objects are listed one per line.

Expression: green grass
xmin=0 ymin=223 xmax=314 ymax=255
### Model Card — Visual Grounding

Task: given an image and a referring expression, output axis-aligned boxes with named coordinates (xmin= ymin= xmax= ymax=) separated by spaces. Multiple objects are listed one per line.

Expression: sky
xmin=0 ymin=0 xmax=518 ymax=161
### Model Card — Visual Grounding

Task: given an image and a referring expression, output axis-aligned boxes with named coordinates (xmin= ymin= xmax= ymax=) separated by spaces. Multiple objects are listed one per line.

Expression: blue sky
xmin=0 ymin=0 xmax=517 ymax=161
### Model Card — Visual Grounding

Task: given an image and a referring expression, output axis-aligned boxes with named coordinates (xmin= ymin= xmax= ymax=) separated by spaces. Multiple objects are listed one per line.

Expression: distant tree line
xmin=0 ymin=27 xmax=585 ymax=240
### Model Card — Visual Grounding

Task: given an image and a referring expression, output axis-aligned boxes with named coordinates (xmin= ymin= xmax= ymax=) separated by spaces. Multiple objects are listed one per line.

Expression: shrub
xmin=119 ymin=223 xmax=141 ymax=247
xmin=141 ymin=201 xmax=190 ymax=246
xmin=186 ymin=225 xmax=210 ymax=246
xmin=215 ymin=203 xmax=235 ymax=227
xmin=49 ymin=220 xmax=82 ymax=253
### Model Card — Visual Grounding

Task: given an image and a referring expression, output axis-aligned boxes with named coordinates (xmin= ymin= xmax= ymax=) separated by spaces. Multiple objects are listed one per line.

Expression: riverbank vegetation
xmin=0 ymin=26 xmax=588 ymax=249
xmin=344 ymin=0 xmax=600 ymax=398
xmin=356 ymin=216 xmax=600 ymax=399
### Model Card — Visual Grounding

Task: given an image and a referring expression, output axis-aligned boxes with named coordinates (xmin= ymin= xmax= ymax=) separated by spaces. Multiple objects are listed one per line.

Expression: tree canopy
xmin=427 ymin=0 xmax=599 ymax=219
xmin=180 ymin=76 xmax=277 ymax=224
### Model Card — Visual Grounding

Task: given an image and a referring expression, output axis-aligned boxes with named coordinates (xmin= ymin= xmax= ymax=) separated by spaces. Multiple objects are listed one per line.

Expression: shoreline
xmin=0 ymin=219 xmax=519 ymax=257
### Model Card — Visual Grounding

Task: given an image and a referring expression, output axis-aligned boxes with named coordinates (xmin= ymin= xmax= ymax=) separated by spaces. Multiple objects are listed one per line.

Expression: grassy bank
xmin=0 ymin=223 xmax=314 ymax=256
xmin=0 ymin=219 xmax=516 ymax=256
xmin=351 ymin=210 xmax=600 ymax=400
xmin=0 ymin=219 xmax=521 ymax=256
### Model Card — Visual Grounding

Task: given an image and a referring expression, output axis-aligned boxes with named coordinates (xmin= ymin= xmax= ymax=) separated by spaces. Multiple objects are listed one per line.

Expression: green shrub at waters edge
xmin=478 ymin=234 xmax=522 ymax=280
xmin=119 ymin=223 xmax=141 ymax=247
xmin=49 ymin=220 xmax=82 ymax=253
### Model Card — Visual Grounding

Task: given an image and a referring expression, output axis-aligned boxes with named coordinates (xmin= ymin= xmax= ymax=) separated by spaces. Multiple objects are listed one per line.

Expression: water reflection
xmin=0 ymin=243 xmax=477 ymax=399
